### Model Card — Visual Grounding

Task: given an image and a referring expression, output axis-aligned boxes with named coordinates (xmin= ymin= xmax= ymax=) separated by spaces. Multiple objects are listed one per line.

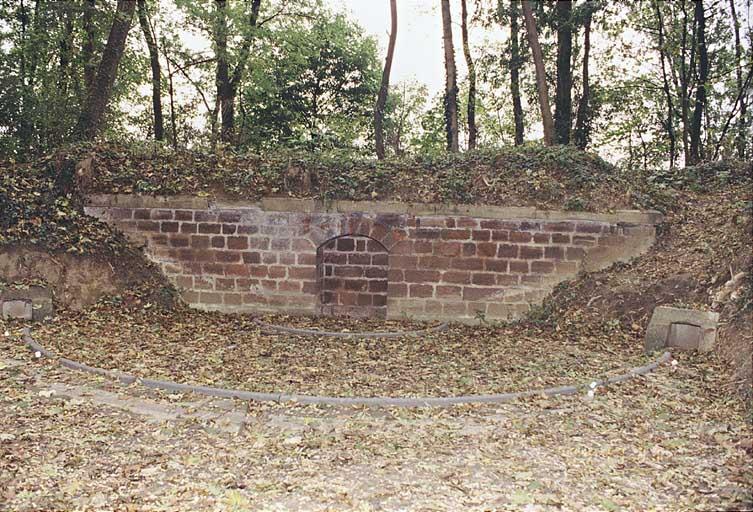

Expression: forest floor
xmin=1 ymin=325 xmax=752 ymax=511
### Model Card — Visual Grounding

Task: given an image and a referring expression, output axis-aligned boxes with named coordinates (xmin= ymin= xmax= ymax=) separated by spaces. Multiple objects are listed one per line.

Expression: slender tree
xmin=137 ymin=0 xmax=164 ymax=141
xmin=729 ymin=0 xmax=747 ymax=159
xmin=522 ymin=0 xmax=554 ymax=146
xmin=688 ymin=0 xmax=709 ymax=164
xmin=509 ymin=0 xmax=525 ymax=146
xmin=82 ymin=0 xmax=97 ymax=93
xmin=553 ymin=0 xmax=573 ymax=145
xmin=460 ymin=0 xmax=477 ymax=149
xmin=573 ymin=1 xmax=593 ymax=150
xmin=441 ymin=0 xmax=459 ymax=152
xmin=214 ymin=0 xmax=262 ymax=144
xmin=74 ymin=0 xmax=136 ymax=141
xmin=374 ymin=0 xmax=397 ymax=160
xmin=654 ymin=1 xmax=677 ymax=168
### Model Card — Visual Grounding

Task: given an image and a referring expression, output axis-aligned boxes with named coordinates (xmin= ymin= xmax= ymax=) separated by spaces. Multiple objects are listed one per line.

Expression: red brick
xmin=442 ymin=271 xmax=471 ymax=284
xmin=136 ymin=220 xmax=160 ymax=232
xmin=496 ymin=274 xmax=519 ymax=285
xmin=365 ymin=267 xmax=388 ymax=278
xmin=226 ymin=264 xmax=251 ymax=277
xmin=480 ymin=220 xmax=517 ymax=230
xmin=463 ymin=287 xmax=502 ymax=301
xmin=279 ymin=280 xmax=302 ymax=293
xmin=409 ymin=284 xmax=434 ymax=298
xmin=491 ymin=230 xmax=510 ymax=241
xmin=413 ymin=228 xmax=441 ymax=239
xmin=203 ymin=263 xmax=225 ymax=275
xmin=198 ymin=223 xmax=221 ymax=234
xmin=194 ymin=277 xmax=214 ymax=290
xmin=174 ymin=276 xmax=193 ymax=289
xmin=151 ymin=234 xmax=168 ymax=245
xmin=391 ymin=241 xmax=414 ymax=255
xmin=543 ymin=222 xmax=574 ymax=232
xmin=199 ymin=292 xmax=223 ymax=304
xmin=302 ymin=281 xmax=318 ymax=294
xmin=391 ymin=255 xmax=418 ymax=269
xmin=388 ymin=269 xmax=404 ymax=282
xmin=242 ymin=252 xmax=261 ymax=264
xmin=414 ymin=241 xmax=433 ymax=253
xmin=219 ymin=223 xmax=236 ymax=235
xmin=520 ymin=246 xmax=543 ymax=259
xmin=519 ymin=221 xmax=541 ymax=231
xmin=419 ymin=256 xmax=451 ymax=269
xmin=451 ymin=258 xmax=484 ymax=271
xmin=180 ymin=222 xmax=197 ymax=234
xmin=191 ymin=235 xmax=210 ymax=249
xmin=134 ymin=209 xmax=151 ymax=220
xmin=298 ymin=253 xmax=316 ymax=265
xmin=388 ymin=283 xmax=408 ymax=297
xmin=456 ymin=217 xmax=478 ymax=228
xmin=345 ymin=280 xmax=367 ymax=292
xmin=290 ymin=266 xmax=316 ymax=279
xmin=268 ymin=266 xmax=287 ymax=278
xmin=175 ymin=210 xmax=193 ymax=221
xmin=572 ymin=235 xmax=597 ymax=246
xmin=533 ymin=233 xmax=550 ymax=244
xmin=462 ymin=243 xmax=476 ymax=257
xmin=436 ymin=285 xmax=461 ymax=297
xmin=261 ymin=253 xmax=278 ymax=264
xmin=472 ymin=273 xmax=496 ymax=286
xmin=169 ymin=236 xmax=190 ymax=248
xmin=477 ymin=243 xmax=497 ymax=258
xmin=152 ymin=209 xmax=173 ymax=220
xmin=227 ymin=236 xmax=248 ymax=250
xmin=531 ymin=260 xmax=555 ymax=273
xmin=109 ymin=208 xmax=134 ymax=220
xmin=349 ymin=254 xmax=371 ymax=265
xmin=215 ymin=251 xmax=241 ymax=263
xmin=472 ymin=230 xmax=490 ymax=241
xmin=237 ymin=225 xmax=259 ymax=235
xmin=485 ymin=259 xmax=508 ymax=273
xmin=211 ymin=236 xmax=225 ymax=248
xmin=544 ymin=246 xmax=565 ymax=260
xmin=261 ymin=280 xmax=278 ymax=290
xmin=224 ymin=293 xmax=243 ymax=305
xmin=336 ymin=238 xmax=355 ymax=251
xmin=509 ymin=260 xmax=529 ymax=273
xmin=498 ymin=244 xmax=518 ymax=258
xmin=194 ymin=211 xmax=217 ymax=222
xmin=369 ymin=280 xmax=388 ymax=292
xmin=441 ymin=229 xmax=470 ymax=240
xmin=216 ymin=278 xmax=236 ymax=291
xmin=551 ymin=233 xmax=570 ymax=244
xmin=436 ymin=243 xmax=462 ymax=257
xmin=576 ymin=222 xmax=603 ymax=233
xmin=404 ymin=270 xmax=441 ymax=282
xmin=510 ymin=231 xmax=532 ymax=243
xmin=373 ymin=295 xmax=388 ymax=306
xmin=445 ymin=218 xmax=456 ymax=228
xmin=271 ymin=238 xmax=290 ymax=251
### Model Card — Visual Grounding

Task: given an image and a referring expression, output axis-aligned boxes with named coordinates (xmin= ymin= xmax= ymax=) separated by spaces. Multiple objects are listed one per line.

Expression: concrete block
xmin=0 ymin=285 xmax=54 ymax=321
xmin=645 ymin=306 xmax=719 ymax=354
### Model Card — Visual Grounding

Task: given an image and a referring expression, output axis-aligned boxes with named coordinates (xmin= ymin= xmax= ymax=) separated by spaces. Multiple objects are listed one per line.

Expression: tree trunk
xmin=522 ymin=0 xmax=554 ymax=146
xmin=573 ymin=1 xmax=592 ymax=150
xmin=374 ymin=0 xmax=397 ymax=160
xmin=214 ymin=0 xmax=261 ymax=145
xmin=688 ymin=0 xmax=708 ymax=165
xmin=74 ymin=0 xmax=136 ymax=141
xmin=509 ymin=1 xmax=525 ymax=146
xmin=460 ymin=0 xmax=477 ymax=149
xmin=137 ymin=0 xmax=164 ymax=141
xmin=553 ymin=0 xmax=573 ymax=145
xmin=58 ymin=4 xmax=74 ymax=94
xmin=82 ymin=0 xmax=97 ymax=93
xmin=654 ymin=1 xmax=677 ymax=168
xmin=440 ymin=0 xmax=459 ymax=152
xmin=729 ymin=0 xmax=746 ymax=159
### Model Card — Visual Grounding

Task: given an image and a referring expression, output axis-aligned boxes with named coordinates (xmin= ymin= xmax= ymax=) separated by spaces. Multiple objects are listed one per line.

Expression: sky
xmin=325 ymin=0 xmax=480 ymax=96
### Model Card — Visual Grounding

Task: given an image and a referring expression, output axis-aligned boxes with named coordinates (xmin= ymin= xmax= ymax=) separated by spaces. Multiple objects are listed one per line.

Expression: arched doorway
xmin=316 ymin=234 xmax=389 ymax=318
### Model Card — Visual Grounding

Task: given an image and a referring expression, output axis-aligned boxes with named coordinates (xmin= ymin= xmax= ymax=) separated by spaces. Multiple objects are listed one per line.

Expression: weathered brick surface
xmin=85 ymin=197 xmax=658 ymax=322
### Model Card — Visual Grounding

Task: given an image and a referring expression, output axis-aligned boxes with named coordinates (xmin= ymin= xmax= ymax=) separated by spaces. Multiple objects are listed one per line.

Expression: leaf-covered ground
xmin=23 ymin=307 xmax=652 ymax=398
xmin=1 ymin=324 xmax=752 ymax=511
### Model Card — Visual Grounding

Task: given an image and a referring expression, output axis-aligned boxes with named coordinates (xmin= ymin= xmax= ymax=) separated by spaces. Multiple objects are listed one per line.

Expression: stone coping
xmin=254 ymin=319 xmax=449 ymax=339
xmin=23 ymin=328 xmax=672 ymax=408
xmin=86 ymin=194 xmax=663 ymax=226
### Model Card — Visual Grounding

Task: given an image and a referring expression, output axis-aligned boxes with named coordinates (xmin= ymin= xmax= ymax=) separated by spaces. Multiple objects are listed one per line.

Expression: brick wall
xmin=317 ymin=235 xmax=388 ymax=318
xmin=85 ymin=195 xmax=661 ymax=322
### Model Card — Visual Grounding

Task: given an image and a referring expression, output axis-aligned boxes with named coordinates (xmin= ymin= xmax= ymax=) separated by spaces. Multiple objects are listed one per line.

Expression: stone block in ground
xmin=645 ymin=306 xmax=719 ymax=354
xmin=0 ymin=285 xmax=53 ymax=321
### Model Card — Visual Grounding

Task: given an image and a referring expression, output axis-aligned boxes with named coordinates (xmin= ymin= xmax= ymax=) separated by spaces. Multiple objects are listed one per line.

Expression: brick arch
xmin=315 ymin=232 xmax=390 ymax=318
xmin=306 ymin=213 xmax=407 ymax=253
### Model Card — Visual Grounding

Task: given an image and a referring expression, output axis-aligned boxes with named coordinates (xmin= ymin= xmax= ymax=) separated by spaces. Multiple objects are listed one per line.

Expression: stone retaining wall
xmin=85 ymin=195 xmax=662 ymax=322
